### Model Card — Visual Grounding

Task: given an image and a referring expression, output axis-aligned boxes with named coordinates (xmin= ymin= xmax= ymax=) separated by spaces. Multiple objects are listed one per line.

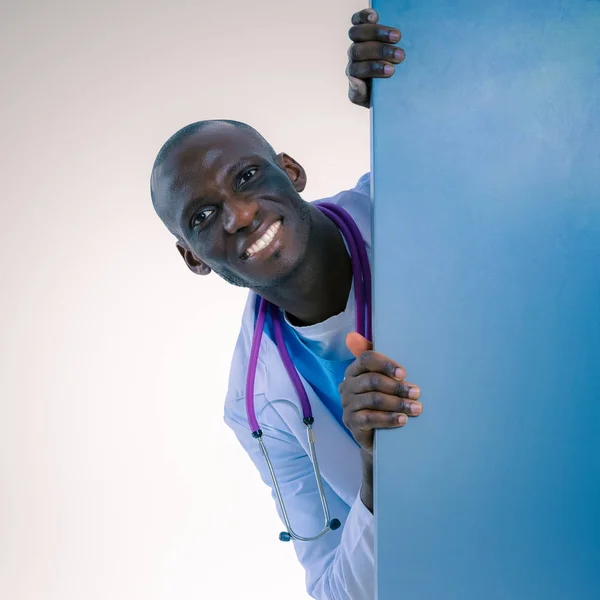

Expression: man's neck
xmin=256 ymin=207 xmax=353 ymax=327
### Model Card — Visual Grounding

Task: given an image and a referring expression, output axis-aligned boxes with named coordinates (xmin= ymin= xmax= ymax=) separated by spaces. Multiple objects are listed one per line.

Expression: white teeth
xmin=246 ymin=221 xmax=281 ymax=257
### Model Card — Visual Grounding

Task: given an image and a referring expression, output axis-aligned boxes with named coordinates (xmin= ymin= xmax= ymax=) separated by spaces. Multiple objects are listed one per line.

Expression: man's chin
xmin=212 ymin=257 xmax=303 ymax=293
xmin=211 ymin=267 xmax=250 ymax=289
xmin=253 ymin=266 xmax=300 ymax=294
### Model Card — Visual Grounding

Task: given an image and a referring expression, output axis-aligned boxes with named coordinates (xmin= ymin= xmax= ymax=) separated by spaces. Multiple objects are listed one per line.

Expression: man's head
xmin=150 ymin=119 xmax=313 ymax=291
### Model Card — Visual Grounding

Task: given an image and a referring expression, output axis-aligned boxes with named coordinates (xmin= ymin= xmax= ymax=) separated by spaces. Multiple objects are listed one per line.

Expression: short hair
xmin=150 ymin=119 xmax=277 ymax=205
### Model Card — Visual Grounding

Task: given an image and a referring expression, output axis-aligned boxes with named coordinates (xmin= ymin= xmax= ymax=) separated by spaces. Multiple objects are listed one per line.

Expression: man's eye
xmin=191 ymin=208 xmax=214 ymax=228
xmin=239 ymin=168 xmax=258 ymax=186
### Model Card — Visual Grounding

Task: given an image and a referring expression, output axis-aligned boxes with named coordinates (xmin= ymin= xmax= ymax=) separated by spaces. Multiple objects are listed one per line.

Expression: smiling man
xmin=151 ymin=121 xmax=348 ymax=323
xmin=150 ymin=9 xmax=422 ymax=600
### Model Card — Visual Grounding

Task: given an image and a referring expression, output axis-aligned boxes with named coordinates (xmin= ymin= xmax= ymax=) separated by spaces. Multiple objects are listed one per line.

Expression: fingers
xmin=348 ymin=40 xmax=406 ymax=65
xmin=344 ymin=349 xmax=405 ymax=381
xmin=346 ymin=41 xmax=405 ymax=81
xmin=345 ymin=372 xmax=421 ymax=402
xmin=348 ymin=23 xmax=402 ymax=44
xmin=351 ymin=8 xmax=378 ymax=26
xmin=350 ymin=389 xmax=422 ymax=415
xmin=346 ymin=29 xmax=405 ymax=82
xmin=347 ymin=59 xmax=395 ymax=80
xmin=341 ymin=386 xmax=422 ymax=439
xmin=350 ymin=409 xmax=411 ymax=432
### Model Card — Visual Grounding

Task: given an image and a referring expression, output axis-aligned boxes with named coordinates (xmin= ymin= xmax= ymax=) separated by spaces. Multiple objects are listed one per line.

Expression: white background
xmin=0 ymin=0 xmax=371 ymax=598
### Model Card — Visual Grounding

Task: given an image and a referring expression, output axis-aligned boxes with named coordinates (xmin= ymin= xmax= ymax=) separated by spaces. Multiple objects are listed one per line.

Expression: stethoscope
xmin=245 ymin=201 xmax=372 ymax=543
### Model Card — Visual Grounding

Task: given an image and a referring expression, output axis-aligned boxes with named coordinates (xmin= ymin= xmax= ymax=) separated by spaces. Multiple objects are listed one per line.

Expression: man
xmin=150 ymin=8 xmax=423 ymax=599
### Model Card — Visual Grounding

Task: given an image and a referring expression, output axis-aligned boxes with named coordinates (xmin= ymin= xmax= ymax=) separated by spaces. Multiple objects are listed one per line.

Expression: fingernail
xmin=409 ymin=386 xmax=421 ymax=400
xmin=389 ymin=31 xmax=401 ymax=42
xmin=411 ymin=402 xmax=422 ymax=415
xmin=384 ymin=64 xmax=394 ymax=76
xmin=394 ymin=48 xmax=405 ymax=60
xmin=398 ymin=414 xmax=408 ymax=425
xmin=368 ymin=11 xmax=377 ymax=23
xmin=395 ymin=367 xmax=406 ymax=379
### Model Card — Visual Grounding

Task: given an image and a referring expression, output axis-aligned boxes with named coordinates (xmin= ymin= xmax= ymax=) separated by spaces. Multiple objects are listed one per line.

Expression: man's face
xmin=151 ymin=124 xmax=312 ymax=289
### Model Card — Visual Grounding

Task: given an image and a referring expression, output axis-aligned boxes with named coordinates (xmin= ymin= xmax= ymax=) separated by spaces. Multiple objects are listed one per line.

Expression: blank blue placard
xmin=371 ymin=1 xmax=600 ymax=599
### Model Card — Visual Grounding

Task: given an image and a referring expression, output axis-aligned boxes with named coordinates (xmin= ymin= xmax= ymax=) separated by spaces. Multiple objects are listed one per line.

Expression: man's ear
xmin=276 ymin=152 xmax=307 ymax=193
xmin=175 ymin=241 xmax=211 ymax=276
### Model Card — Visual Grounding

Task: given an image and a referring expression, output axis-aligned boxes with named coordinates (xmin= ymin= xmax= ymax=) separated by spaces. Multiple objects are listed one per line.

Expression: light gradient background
xmin=0 ymin=1 xmax=371 ymax=598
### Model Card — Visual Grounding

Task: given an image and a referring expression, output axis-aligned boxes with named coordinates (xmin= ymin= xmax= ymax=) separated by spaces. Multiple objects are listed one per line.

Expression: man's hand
xmin=346 ymin=8 xmax=406 ymax=109
xmin=340 ymin=332 xmax=422 ymax=455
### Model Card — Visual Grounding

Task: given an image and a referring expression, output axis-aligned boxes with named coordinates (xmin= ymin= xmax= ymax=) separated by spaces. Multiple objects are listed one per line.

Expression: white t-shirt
xmin=283 ymin=278 xmax=357 ymax=362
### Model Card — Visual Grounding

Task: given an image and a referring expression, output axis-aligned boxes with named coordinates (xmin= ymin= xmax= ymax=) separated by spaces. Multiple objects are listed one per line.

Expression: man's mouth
xmin=242 ymin=220 xmax=282 ymax=259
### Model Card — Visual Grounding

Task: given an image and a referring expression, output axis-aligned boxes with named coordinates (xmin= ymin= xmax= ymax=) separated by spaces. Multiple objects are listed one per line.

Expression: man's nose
xmin=222 ymin=197 xmax=259 ymax=234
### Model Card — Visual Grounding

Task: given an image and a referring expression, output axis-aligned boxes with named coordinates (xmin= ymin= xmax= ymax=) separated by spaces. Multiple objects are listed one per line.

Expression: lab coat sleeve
xmin=353 ymin=172 xmax=371 ymax=197
xmin=224 ymin=407 xmax=374 ymax=600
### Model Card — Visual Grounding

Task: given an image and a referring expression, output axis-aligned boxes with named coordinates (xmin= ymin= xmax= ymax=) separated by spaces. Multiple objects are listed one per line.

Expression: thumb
xmin=346 ymin=332 xmax=373 ymax=358
xmin=348 ymin=76 xmax=370 ymax=108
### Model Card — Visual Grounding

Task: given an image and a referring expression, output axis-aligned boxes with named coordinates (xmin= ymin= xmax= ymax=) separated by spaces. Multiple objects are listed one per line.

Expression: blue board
xmin=371 ymin=1 xmax=600 ymax=598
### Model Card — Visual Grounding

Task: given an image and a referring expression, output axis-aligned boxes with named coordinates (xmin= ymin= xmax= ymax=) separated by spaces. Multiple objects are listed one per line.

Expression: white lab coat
xmin=223 ymin=173 xmax=374 ymax=600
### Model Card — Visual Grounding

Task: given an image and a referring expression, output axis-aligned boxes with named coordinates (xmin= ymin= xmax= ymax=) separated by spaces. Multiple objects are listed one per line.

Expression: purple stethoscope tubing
xmin=244 ymin=202 xmax=372 ymax=542
xmin=319 ymin=203 xmax=372 ymax=341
